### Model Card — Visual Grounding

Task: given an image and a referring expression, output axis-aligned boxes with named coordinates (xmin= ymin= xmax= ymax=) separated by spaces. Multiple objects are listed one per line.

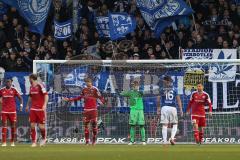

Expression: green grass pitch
xmin=0 ymin=144 xmax=240 ymax=160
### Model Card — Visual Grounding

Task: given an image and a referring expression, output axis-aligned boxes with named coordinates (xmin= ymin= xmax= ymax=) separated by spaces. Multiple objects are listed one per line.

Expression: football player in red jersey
xmin=186 ymin=82 xmax=212 ymax=144
xmin=0 ymin=78 xmax=23 ymax=147
xmin=63 ymin=77 xmax=105 ymax=145
xmin=26 ymin=74 xmax=49 ymax=147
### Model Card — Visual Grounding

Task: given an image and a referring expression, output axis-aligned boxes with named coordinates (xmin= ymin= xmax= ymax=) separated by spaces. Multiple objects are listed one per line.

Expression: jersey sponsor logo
xmin=2 ymin=95 xmax=14 ymax=98
xmin=30 ymin=91 xmax=39 ymax=94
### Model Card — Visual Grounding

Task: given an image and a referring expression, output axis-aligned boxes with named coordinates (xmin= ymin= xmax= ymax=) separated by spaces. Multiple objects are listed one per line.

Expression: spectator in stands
xmin=0 ymin=21 xmax=6 ymax=49
xmin=0 ymin=0 xmax=239 ymax=72
xmin=14 ymin=58 xmax=28 ymax=72
xmin=5 ymin=50 xmax=17 ymax=71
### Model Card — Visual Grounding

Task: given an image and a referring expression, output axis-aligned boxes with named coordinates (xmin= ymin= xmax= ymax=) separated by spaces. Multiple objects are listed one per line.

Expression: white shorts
xmin=160 ymin=106 xmax=178 ymax=124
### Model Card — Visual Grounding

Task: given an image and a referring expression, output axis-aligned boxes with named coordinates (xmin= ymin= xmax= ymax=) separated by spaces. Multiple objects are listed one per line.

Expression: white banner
xmin=209 ymin=49 xmax=237 ymax=82
xmin=182 ymin=49 xmax=213 ymax=60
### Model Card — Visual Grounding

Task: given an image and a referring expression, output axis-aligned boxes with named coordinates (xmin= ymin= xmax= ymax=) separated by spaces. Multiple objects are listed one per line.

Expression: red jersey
xmin=69 ymin=86 xmax=104 ymax=111
xmin=0 ymin=87 xmax=20 ymax=113
xmin=187 ymin=91 xmax=212 ymax=117
xmin=29 ymin=83 xmax=48 ymax=110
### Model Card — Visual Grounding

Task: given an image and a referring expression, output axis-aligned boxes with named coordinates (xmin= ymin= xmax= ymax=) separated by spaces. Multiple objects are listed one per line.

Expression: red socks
xmin=92 ymin=127 xmax=98 ymax=144
xmin=2 ymin=127 xmax=17 ymax=143
xmin=40 ymin=128 xmax=46 ymax=139
xmin=2 ymin=127 xmax=7 ymax=143
xmin=11 ymin=127 xmax=16 ymax=142
xmin=84 ymin=127 xmax=90 ymax=143
xmin=194 ymin=130 xmax=199 ymax=143
xmin=199 ymin=130 xmax=204 ymax=143
xmin=84 ymin=121 xmax=98 ymax=144
xmin=31 ymin=128 xmax=36 ymax=143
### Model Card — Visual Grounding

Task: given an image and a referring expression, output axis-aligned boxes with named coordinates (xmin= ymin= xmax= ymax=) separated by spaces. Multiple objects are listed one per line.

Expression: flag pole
xmin=111 ymin=40 xmax=116 ymax=59
xmin=38 ymin=36 xmax=42 ymax=51
xmin=187 ymin=0 xmax=198 ymax=32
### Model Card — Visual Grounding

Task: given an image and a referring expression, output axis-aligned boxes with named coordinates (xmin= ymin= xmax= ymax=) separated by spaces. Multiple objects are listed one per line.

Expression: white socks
xmin=162 ymin=124 xmax=178 ymax=143
xmin=162 ymin=125 xmax=168 ymax=143
xmin=171 ymin=124 xmax=178 ymax=140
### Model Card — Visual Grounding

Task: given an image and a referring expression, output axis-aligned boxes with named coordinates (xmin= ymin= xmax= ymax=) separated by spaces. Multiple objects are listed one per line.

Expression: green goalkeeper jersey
xmin=120 ymin=90 xmax=144 ymax=110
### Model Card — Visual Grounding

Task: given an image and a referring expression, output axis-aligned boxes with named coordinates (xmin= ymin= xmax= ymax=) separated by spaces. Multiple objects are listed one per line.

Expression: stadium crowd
xmin=0 ymin=0 xmax=240 ymax=72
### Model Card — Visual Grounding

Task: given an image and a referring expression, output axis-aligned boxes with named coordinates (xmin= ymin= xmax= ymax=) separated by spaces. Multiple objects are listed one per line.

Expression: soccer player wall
xmin=33 ymin=59 xmax=240 ymax=144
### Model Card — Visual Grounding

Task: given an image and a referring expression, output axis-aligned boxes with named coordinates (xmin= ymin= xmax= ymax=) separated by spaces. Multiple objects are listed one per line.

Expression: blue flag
xmin=137 ymin=0 xmax=193 ymax=37
xmin=0 ymin=1 xmax=8 ymax=15
xmin=54 ymin=19 xmax=72 ymax=40
xmin=108 ymin=13 xmax=136 ymax=40
xmin=95 ymin=16 xmax=110 ymax=38
xmin=0 ymin=0 xmax=51 ymax=34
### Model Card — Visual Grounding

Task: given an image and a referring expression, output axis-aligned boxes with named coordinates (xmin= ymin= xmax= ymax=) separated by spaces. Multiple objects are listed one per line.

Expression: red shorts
xmin=29 ymin=110 xmax=46 ymax=124
xmin=1 ymin=113 xmax=17 ymax=123
xmin=83 ymin=110 xmax=98 ymax=123
xmin=191 ymin=116 xmax=206 ymax=127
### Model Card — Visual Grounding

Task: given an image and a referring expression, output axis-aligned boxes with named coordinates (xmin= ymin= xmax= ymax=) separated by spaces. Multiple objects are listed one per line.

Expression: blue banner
xmin=95 ymin=16 xmax=110 ymax=38
xmin=108 ymin=13 xmax=136 ymax=40
xmin=136 ymin=0 xmax=193 ymax=37
xmin=1 ymin=0 xmax=51 ymax=34
xmin=54 ymin=19 xmax=72 ymax=40
xmin=0 ymin=1 xmax=8 ymax=15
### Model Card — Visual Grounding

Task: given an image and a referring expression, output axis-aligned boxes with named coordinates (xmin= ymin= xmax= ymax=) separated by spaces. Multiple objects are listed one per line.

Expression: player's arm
xmin=63 ymin=95 xmax=83 ymax=102
xmin=40 ymin=84 xmax=49 ymax=111
xmin=156 ymin=96 xmax=161 ymax=115
xmin=17 ymin=95 xmax=24 ymax=112
xmin=63 ymin=89 xmax=83 ymax=102
xmin=206 ymin=93 xmax=213 ymax=116
xmin=25 ymin=96 xmax=31 ymax=112
xmin=15 ymin=89 xmax=24 ymax=111
xmin=96 ymin=89 xmax=105 ymax=105
xmin=120 ymin=90 xmax=130 ymax=97
xmin=186 ymin=93 xmax=194 ymax=115
xmin=42 ymin=94 xmax=49 ymax=111
xmin=176 ymin=95 xmax=183 ymax=117
xmin=139 ymin=90 xmax=144 ymax=97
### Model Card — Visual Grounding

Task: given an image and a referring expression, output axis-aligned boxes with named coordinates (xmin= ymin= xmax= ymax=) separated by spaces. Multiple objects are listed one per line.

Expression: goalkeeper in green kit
xmin=120 ymin=81 xmax=146 ymax=145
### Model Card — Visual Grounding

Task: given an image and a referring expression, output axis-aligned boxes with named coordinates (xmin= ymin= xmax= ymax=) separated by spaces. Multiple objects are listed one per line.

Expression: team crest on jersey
xmin=202 ymin=95 xmax=206 ymax=99
xmin=18 ymin=0 xmax=50 ymax=25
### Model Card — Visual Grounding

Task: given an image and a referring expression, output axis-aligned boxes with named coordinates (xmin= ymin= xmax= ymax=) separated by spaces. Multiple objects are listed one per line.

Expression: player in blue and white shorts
xmin=157 ymin=76 xmax=183 ymax=145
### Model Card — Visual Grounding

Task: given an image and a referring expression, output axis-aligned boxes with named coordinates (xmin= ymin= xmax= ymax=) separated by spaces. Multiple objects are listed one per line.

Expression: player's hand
xmin=99 ymin=101 xmax=104 ymax=107
xmin=25 ymin=106 xmax=29 ymax=112
xmin=209 ymin=112 xmax=213 ymax=117
xmin=157 ymin=107 xmax=161 ymax=115
xmin=62 ymin=97 xmax=70 ymax=102
xmin=20 ymin=104 xmax=23 ymax=112
xmin=42 ymin=104 xmax=47 ymax=111
xmin=180 ymin=110 xmax=184 ymax=117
